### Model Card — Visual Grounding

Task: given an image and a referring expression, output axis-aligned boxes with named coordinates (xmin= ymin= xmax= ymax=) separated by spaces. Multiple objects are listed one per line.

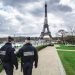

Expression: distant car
xmin=47 ymin=43 xmax=54 ymax=46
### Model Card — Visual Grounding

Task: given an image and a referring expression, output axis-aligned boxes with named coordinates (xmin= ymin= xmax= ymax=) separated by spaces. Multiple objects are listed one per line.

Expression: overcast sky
xmin=0 ymin=0 xmax=75 ymax=37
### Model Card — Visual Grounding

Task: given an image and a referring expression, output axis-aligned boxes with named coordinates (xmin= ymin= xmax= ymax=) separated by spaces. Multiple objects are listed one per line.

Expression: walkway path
xmin=1 ymin=46 xmax=66 ymax=75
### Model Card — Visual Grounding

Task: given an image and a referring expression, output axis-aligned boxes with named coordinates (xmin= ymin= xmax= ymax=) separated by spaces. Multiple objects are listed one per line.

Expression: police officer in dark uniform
xmin=0 ymin=36 xmax=18 ymax=75
xmin=18 ymin=37 xmax=38 ymax=75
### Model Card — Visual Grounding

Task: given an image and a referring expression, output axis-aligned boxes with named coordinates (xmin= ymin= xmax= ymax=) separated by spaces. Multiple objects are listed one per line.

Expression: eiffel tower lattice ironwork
xmin=40 ymin=3 xmax=52 ymax=38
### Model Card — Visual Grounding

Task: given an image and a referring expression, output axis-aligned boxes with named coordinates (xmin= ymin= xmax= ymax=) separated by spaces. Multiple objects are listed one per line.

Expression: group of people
xmin=0 ymin=36 xmax=38 ymax=75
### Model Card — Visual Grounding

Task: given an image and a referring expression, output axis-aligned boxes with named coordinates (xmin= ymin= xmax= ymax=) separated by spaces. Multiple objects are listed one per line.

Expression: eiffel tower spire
xmin=44 ymin=2 xmax=48 ymax=25
xmin=40 ymin=2 xmax=52 ymax=38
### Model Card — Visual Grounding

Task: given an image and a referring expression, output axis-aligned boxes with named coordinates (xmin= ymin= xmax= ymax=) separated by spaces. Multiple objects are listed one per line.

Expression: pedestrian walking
xmin=18 ymin=37 xmax=38 ymax=75
xmin=0 ymin=36 xmax=18 ymax=75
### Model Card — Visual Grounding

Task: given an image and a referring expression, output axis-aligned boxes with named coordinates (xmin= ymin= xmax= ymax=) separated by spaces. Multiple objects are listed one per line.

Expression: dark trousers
xmin=23 ymin=63 xmax=33 ymax=75
xmin=3 ymin=63 xmax=13 ymax=75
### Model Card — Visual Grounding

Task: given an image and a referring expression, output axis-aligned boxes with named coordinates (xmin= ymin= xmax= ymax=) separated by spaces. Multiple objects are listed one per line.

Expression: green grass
xmin=58 ymin=51 xmax=75 ymax=75
xmin=56 ymin=44 xmax=75 ymax=50
xmin=0 ymin=64 xmax=3 ymax=73
xmin=56 ymin=44 xmax=75 ymax=75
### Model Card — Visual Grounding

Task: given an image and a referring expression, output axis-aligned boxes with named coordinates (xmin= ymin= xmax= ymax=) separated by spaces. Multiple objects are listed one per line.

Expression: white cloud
xmin=60 ymin=0 xmax=75 ymax=10
xmin=24 ymin=2 xmax=43 ymax=11
xmin=60 ymin=0 xmax=71 ymax=5
xmin=0 ymin=0 xmax=75 ymax=37
xmin=48 ymin=13 xmax=64 ymax=24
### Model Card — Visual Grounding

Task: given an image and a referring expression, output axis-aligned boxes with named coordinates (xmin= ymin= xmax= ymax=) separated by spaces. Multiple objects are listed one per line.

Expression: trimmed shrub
xmin=0 ymin=64 xmax=3 ymax=73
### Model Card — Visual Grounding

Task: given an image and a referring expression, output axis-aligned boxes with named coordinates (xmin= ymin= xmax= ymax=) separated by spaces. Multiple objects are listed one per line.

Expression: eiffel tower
xmin=40 ymin=2 xmax=52 ymax=39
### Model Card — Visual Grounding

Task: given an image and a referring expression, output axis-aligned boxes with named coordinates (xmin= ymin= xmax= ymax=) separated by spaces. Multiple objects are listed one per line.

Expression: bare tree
xmin=66 ymin=25 xmax=75 ymax=44
xmin=58 ymin=29 xmax=67 ymax=44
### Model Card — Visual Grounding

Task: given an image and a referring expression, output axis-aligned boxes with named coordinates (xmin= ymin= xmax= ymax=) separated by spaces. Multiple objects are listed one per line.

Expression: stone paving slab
xmin=0 ymin=46 xmax=66 ymax=75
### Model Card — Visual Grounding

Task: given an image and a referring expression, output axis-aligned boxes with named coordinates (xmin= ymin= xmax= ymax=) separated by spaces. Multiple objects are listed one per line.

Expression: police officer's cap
xmin=26 ymin=37 xmax=30 ymax=40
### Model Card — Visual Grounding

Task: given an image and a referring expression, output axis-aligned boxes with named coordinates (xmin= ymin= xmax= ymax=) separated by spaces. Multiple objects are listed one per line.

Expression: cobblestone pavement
xmin=1 ymin=46 xmax=66 ymax=75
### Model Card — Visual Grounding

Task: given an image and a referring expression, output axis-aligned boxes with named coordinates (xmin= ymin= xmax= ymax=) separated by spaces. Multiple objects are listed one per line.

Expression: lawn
xmin=58 ymin=51 xmax=75 ymax=75
xmin=56 ymin=44 xmax=75 ymax=75
xmin=56 ymin=44 xmax=75 ymax=50
xmin=0 ymin=64 xmax=3 ymax=73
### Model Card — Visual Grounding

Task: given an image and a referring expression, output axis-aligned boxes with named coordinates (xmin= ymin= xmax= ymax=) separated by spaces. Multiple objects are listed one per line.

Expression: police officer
xmin=18 ymin=37 xmax=38 ymax=75
xmin=0 ymin=36 xmax=18 ymax=75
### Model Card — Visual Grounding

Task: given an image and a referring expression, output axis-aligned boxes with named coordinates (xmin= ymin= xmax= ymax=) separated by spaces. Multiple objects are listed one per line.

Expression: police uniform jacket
xmin=0 ymin=42 xmax=18 ymax=68
xmin=18 ymin=43 xmax=38 ymax=67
